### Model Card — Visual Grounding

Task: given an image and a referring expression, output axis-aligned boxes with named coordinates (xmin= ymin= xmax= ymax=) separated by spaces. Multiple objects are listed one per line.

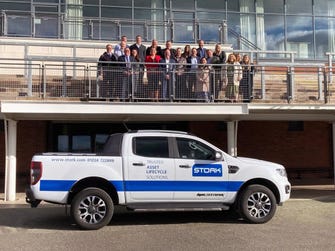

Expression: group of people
xmin=97 ymin=35 xmax=254 ymax=102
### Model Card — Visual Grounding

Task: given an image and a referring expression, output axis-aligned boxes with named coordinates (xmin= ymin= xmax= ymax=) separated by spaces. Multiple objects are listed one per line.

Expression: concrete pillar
xmin=227 ymin=121 xmax=238 ymax=156
xmin=4 ymin=119 xmax=17 ymax=201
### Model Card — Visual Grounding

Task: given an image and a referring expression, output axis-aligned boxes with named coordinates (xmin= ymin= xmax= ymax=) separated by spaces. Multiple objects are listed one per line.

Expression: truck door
xmin=125 ymin=136 xmax=175 ymax=201
xmin=173 ymin=137 xmax=229 ymax=201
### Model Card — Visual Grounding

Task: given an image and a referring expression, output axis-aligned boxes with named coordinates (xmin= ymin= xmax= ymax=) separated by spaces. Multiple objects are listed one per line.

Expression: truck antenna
xmin=122 ymin=121 xmax=130 ymax=132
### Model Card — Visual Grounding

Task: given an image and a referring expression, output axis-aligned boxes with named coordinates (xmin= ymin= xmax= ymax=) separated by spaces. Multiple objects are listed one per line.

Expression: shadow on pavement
xmin=290 ymin=186 xmax=335 ymax=202
xmin=0 ymin=204 xmax=245 ymax=231
xmin=290 ymin=178 xmax=335 ymax=202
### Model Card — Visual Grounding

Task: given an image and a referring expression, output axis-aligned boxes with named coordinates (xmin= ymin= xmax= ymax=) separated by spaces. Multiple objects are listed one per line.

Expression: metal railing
xmin=0 ymin=10 xmax=229 ymax=44
xmin=0 ymin=58 xmax=334 ymax=104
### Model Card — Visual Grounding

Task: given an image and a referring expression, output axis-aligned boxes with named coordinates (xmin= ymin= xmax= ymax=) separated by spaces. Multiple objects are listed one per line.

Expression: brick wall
xmin=16 ymin=121 xmax=48 ymax=176
xmin=237 ymin=121 xmax=332 ymax=170
xmin=0 ymin=121 xmax=48 ymax=192
xmin=0 ymin=120 xmax=332 ymax=192
xmin=189 ymin=121 xmax=332 ymax=178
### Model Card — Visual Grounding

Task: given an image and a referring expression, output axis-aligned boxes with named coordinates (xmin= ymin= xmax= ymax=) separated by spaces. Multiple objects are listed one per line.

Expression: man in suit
xmin=196 ymin=39 xmax=207 ymax=59
xmin=129 ymin=35 xmax=146 ymax=97
xmin=162 ymin=40 xmax=176 ymax=60
xmin=186 ymin=48 xmax=200 ymax=99
xmin=129 ymin=35 xmax=146 ymax=62
xmin=118 ymin=47 xmax=135 ymax=101
xmin=159 ymin=49 xmax=176 ymax=100
xmin=146 ymin=39 xmax=163 ymax=57
xmin=97 ymin=44 xmax=117 ymax=98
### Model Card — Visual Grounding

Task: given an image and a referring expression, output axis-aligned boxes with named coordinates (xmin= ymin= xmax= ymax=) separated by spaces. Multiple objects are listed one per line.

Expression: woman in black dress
xmin=240 ymin=54 xmax=254 ymax=102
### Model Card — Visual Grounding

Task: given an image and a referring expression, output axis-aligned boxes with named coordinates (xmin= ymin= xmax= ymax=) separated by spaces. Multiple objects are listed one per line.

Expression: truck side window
xmin=133 ymin=137 xmax=169 ymax=158
xmin=176 ymin=138 xmax=215 ymax=160
xmin=102 ymin=133 xmax=123 ymax=156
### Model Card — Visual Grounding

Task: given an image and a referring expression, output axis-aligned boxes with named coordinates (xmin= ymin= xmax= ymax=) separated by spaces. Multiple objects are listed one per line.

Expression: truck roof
xmin=128 ymin=130 xmax=191 ymax=135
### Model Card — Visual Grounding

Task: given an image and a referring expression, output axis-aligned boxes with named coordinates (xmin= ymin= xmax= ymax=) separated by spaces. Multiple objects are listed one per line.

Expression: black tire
xmin=71 ymin=188 xmax=114 ymax=230
xmin=239 ymin=184 xmax=277 ymax=224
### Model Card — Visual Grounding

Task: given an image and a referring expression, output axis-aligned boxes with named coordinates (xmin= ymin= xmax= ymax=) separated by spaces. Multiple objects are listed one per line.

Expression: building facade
xmin=0 ymin=0 xmax=334 ymax=59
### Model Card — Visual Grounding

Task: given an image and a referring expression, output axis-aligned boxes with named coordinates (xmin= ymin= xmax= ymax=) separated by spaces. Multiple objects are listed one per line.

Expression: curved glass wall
xmin=0 ymin=0 xmax=334 ymax=59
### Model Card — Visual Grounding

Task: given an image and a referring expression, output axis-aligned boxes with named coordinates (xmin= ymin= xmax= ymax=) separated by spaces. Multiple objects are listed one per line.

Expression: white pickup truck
xmin=26 ymin=130 xmax=291 ymax=230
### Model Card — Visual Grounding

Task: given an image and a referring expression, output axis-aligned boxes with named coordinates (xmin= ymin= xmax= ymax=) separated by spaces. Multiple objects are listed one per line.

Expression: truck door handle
xmin=133 ymin=162 xmax=145 ymax=166
xmin=179 ymin=165 xmax=191 ymax=168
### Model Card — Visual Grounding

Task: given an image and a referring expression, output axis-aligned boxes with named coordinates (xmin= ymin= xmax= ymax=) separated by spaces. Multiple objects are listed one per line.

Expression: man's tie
xmin=126 ymin=56 xmax=130 ymax=68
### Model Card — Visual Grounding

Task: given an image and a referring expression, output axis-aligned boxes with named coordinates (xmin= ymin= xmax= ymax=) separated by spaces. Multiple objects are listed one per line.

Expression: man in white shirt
xmin=187 ymin=48 xmax=200 ymax=99
xmin=118 ymin=47 xmax=135 ymax=101
xmin=160 ymin=49 xmax=176 ymax=100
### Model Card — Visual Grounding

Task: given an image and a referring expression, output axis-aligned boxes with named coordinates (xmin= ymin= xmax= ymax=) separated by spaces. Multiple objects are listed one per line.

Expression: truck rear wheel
xmin=71 ymin=188 xmax=114 ymax=230
xmin=239 ymin=184 xmax=277 ymax=224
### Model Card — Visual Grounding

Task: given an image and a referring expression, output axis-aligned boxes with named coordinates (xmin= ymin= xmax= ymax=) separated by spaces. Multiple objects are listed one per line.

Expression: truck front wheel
xmin=71 ymin=188 xmax=114 ymax=230
xmin=239 ymin=184 xmax=277 ymax=224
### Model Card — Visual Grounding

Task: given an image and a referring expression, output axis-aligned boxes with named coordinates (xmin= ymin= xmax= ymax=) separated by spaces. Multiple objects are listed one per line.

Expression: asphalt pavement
xmin=0 ymin=182 xmax=334 ymax=251
xmin=0 ymin=181 xmax=334 ymax=204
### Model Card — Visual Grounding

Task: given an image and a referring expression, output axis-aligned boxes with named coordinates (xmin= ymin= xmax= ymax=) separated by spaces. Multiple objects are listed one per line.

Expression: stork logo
xmin=192 ymin=164 xmax=223 ymax=177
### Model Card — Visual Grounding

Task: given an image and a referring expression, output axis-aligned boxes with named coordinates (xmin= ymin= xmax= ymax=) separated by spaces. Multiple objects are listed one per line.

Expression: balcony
xmin=0 ymin=59 xmax=332 ymax=104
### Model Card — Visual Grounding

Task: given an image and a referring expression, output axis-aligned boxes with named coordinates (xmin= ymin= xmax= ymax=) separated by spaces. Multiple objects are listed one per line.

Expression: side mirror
xmin=215 ymin=151 xmax=223 ymax=161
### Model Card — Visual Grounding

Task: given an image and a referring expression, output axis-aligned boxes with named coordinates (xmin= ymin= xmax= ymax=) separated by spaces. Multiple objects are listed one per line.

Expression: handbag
xmin=218 ymin=90 xmax=226 ymax=100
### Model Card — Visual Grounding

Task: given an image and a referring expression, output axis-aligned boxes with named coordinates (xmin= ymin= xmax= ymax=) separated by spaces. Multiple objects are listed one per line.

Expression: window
xmin=101 ymin=7 xmax=131 ymax=18
xmin=102 ymin=133 xmax=123 ymax=155
xmin=133 ymin=137 xmax=169 ymax=158
xmin=83 ymin=5 xmax=99 ymax=17
xmin=95 ymin=134 xmax=109 ymax=153
xmin=135 ymin=0 xmax=162 ymax=8
xmin=315 ymin=17 xmax=335 ymax=59
xmin=0 ymin=2 xmax=30 ymax=11
xmin=197 ymin=12 xmax=226 ymax=20
xmin=83 ymin=0 xmax=99 ymax=4
xmin=171 ymin=0 xmax=195 ymax=10
xmin=58 ymin=135 xmax=69 ymax=152
xmin=35 ymin=16 xmax=58 ymax=38
xmin=199 ymin=22 xmax=220 ymax=42
xmin=33 ymin=0 xmax=59 ymax=3
xmin=286 ymin=16 xmax=313 ymax=58
xmin=227 ymin=0 xmax=239 ymax=12
xmin=264 ymin=15 xmax=285 ymax=51
xmin=315 ymin=0 xmax=335 ymax=16
xmin=72 ymin=135 xmax=91 ymax=153
xmin=176 ymin=138 xmax=215 ymax=160
xmin=262 ymin=0 xmax=284 ymax=13
xmin=286 ymin=0 xmax=312 ymax=15
xmin=7 ymin=15 xmax=32 ymax=36
xmin=288 ymin=121 xmax=304 ymax=132
xmin=134 ymin=9 xmax=151 ymax=20
xmin=197 ymin=0 xmax=225 ymax=10
xmin=101 ymin=0 xmax=131 ymax=6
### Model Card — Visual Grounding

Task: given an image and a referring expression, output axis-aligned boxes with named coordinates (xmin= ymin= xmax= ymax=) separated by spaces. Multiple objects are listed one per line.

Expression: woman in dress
xmin=195 ymin=57 xmax=211 ymax=102
xmin=182 ymin=44 xmax=191 ymax=59
xmin=175 ymin=47 xmax=187 ymax=99
xmin=131 ymin=48 xmax=141 ymax=98
xmin=145 ymin=47 xmax=161 ymax=101
xmin=240 ymin=54 xmax=255 ymax=102
xmin=224 ymin=54 xmax=242 ymax=102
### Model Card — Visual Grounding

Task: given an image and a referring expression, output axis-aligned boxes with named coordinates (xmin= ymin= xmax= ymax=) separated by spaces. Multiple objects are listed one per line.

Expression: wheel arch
xmin=67 ymin=177 xmax=119 ymax=205
xmin=237 ymin=178 xmax=281 ymax=204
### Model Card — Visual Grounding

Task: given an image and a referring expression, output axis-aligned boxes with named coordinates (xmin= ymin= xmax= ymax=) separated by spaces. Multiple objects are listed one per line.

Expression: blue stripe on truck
xmin=39 ymin=180 xmax=243 ymax=192
xmin=40 ymin=180 xmax=76 ymax=191
xmin=124 ymin=180 xmax=243 ymax=192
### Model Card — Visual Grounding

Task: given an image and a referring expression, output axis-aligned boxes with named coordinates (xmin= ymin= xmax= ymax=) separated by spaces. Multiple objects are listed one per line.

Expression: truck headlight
xmin=276 ymin=168 xmax=287 ymax=177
